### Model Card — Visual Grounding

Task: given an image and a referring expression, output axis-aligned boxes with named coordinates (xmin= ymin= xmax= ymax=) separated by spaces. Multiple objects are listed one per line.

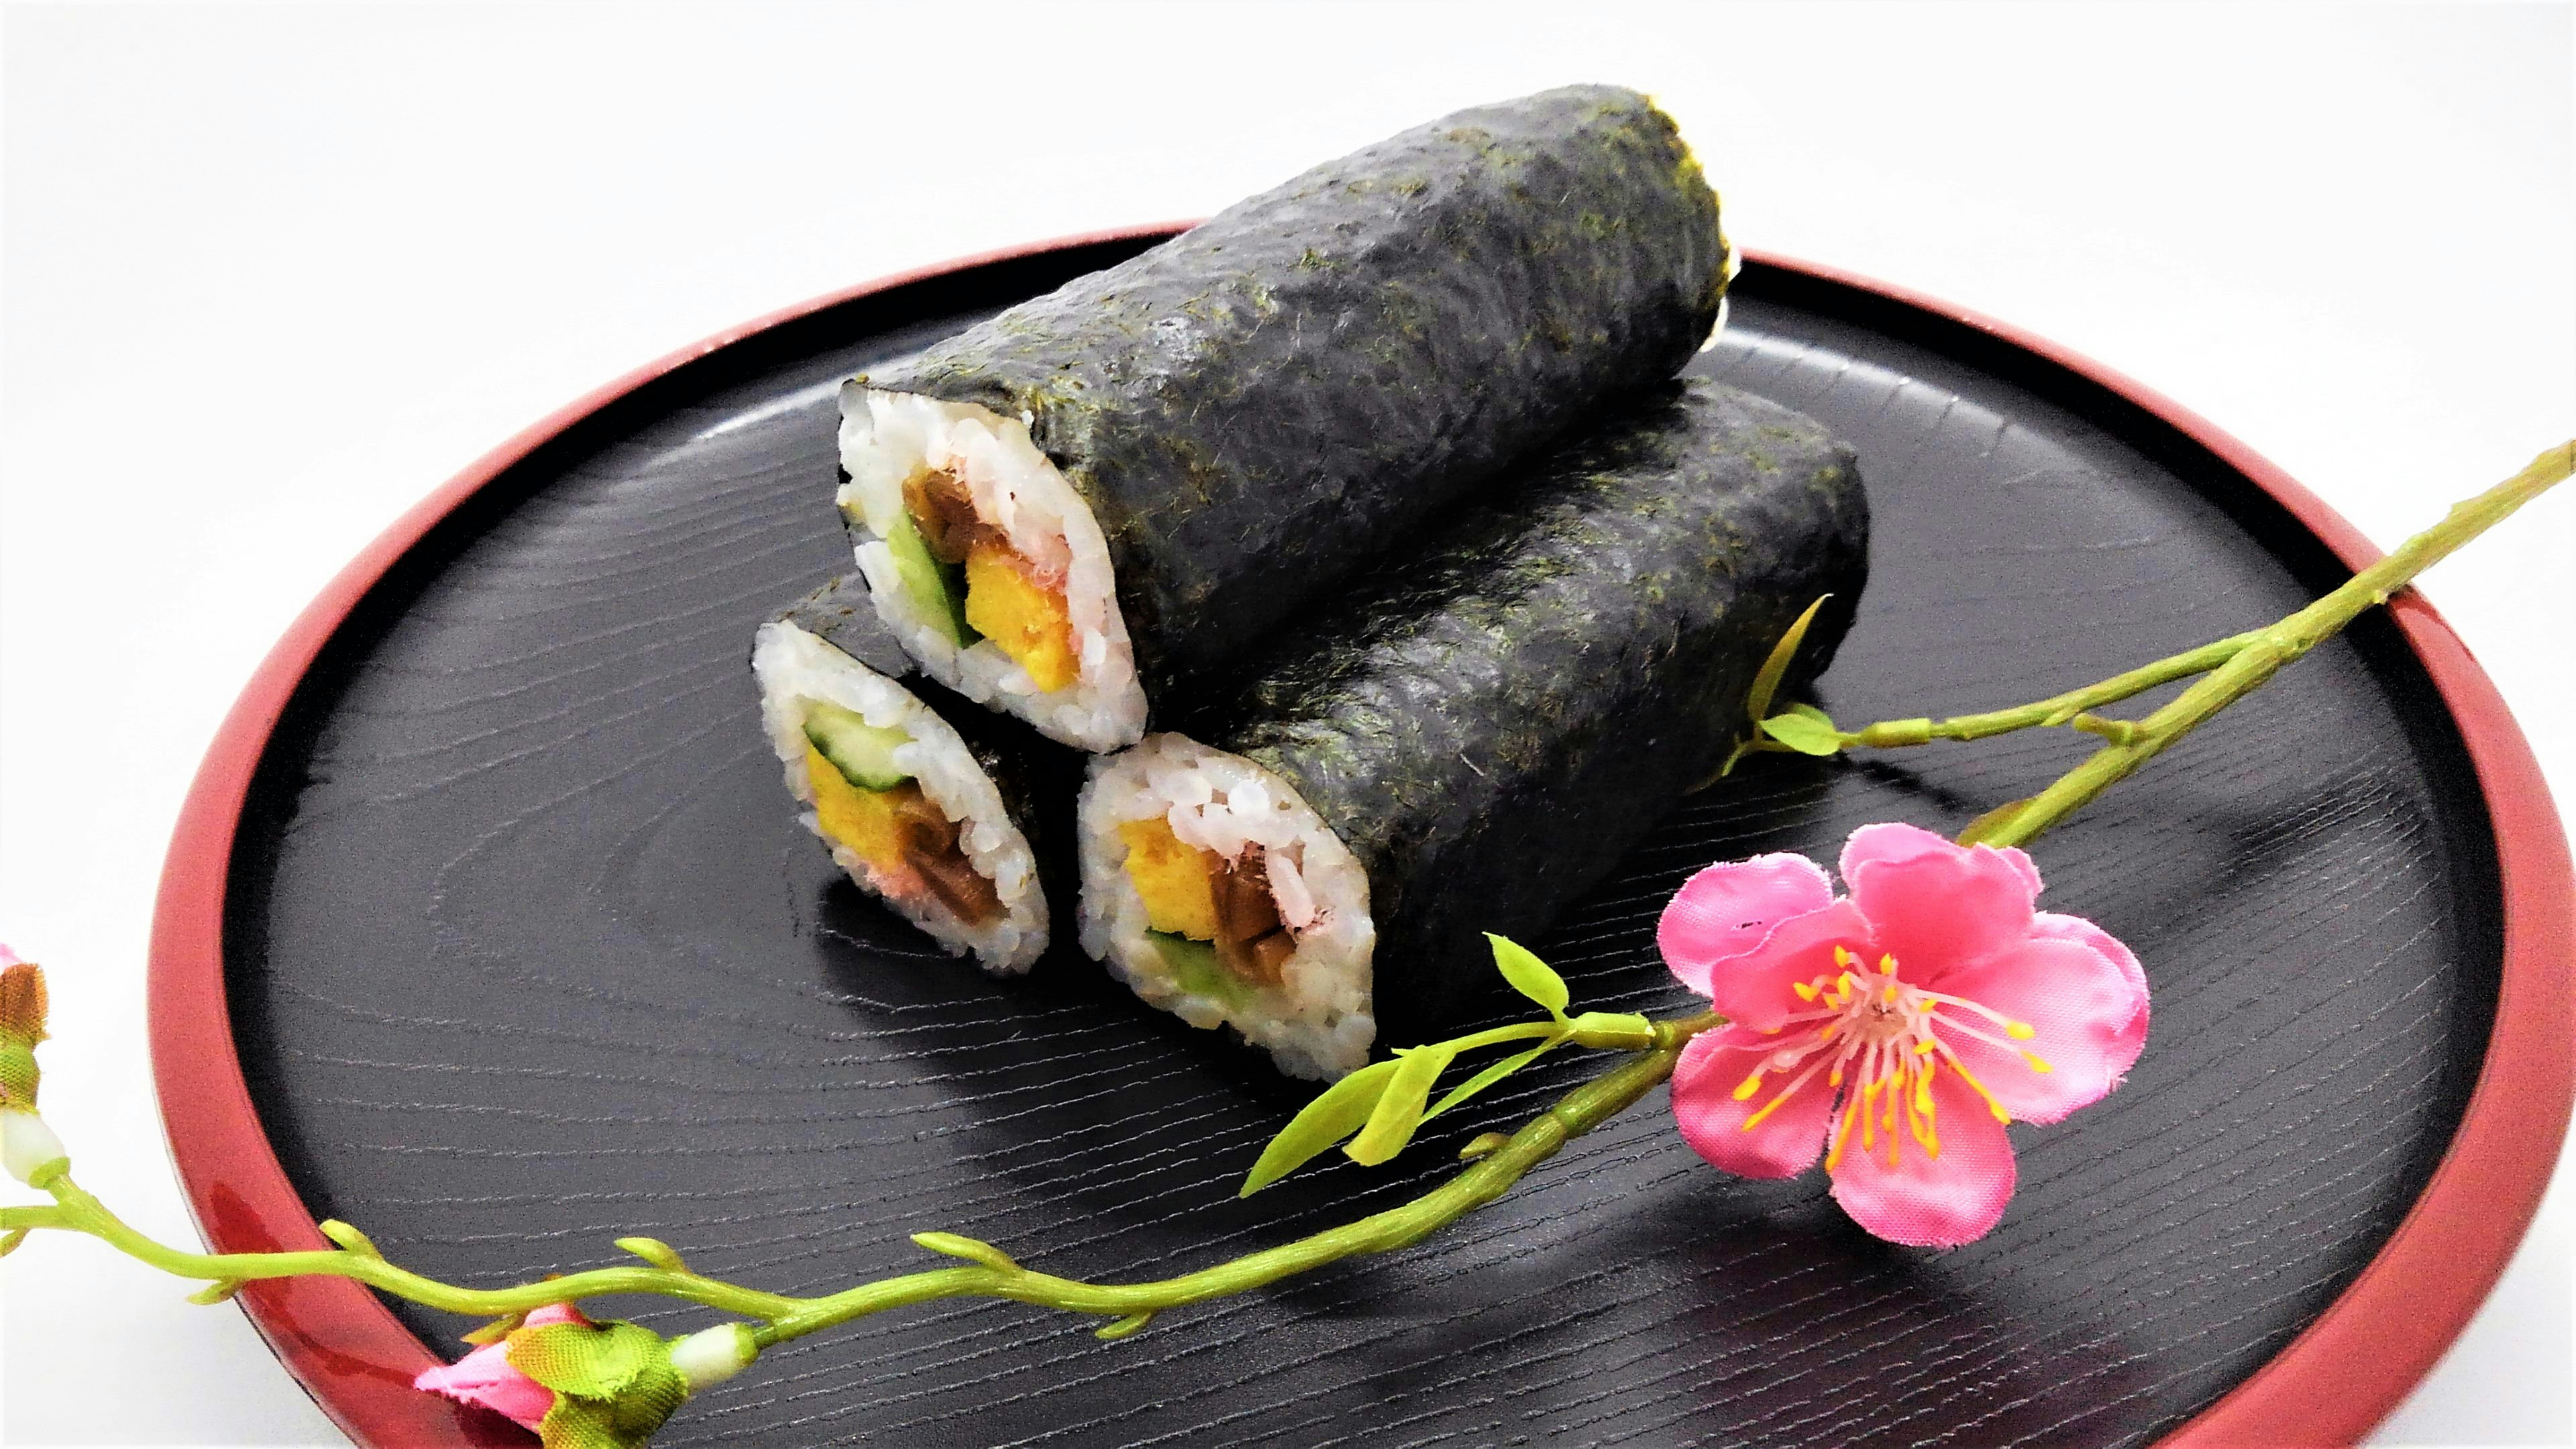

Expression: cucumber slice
xmin=801 ymin=701 xmax=912 ymax=792
xmin=882 ymin=510 xmax=979 ymax=649
xmin=1146 ymin=930 xmax=1247 ymax=1007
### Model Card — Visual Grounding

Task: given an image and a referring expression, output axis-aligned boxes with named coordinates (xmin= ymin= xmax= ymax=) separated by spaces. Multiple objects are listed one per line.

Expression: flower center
xmin=1730 ymin=947 xmax=2053 ymax=1171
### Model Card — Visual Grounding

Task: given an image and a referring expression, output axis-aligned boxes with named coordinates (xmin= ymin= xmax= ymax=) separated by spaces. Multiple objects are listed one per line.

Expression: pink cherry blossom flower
xmin=1659 ymin=822 xmax=2149 ymax=1248
xmin=414 ymin=1301 xmax=589 ymax=1431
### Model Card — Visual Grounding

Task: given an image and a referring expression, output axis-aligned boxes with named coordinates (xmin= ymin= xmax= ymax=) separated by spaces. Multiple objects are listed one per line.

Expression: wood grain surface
xmin=215 ymin=250 xmax=2499 ymax=1448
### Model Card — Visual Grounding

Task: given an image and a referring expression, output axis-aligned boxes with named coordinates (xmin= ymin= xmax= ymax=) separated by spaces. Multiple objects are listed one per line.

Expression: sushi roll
xmin=840 ymin=84 xmax=1733 ymax=751
xmin=753 ymin=576 xmax=1071 ymax=973
xmin=1077 ymin=380 xmax=1870 ymax=1078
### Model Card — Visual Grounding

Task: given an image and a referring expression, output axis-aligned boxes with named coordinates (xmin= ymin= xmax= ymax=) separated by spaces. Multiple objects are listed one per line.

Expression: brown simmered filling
xmin=1213 ymin=845 xmax=1298 ymax=987
xmin=885 ymin=785 xmax=1004 ymax=926
xmin=904 ymin=468 xmax=997 ymax=565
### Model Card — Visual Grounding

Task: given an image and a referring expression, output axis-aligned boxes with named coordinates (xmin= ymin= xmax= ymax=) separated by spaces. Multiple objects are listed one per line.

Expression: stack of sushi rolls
xmin=837 ymin=84 xmax=1731 ymax=751
xmin=1080 ymin=381 xmax=1868 ymax=1077
xmin=758 ymin=84 xmax=1872 ymax=1076
xmin=751 ymin=576 xmax=1074 ymax=975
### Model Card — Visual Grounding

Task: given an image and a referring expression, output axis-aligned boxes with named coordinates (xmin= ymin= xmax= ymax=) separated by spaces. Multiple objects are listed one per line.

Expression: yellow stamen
xmin=1878 ymin=953 xmax=1897 ymax=975
xmin=1741 ymin=1077 xmax=1805 ymax=1132
xmin=1943 ymin=1053 xmax=2015 ymax=1124
xmin=1792 ymin=980 xmax=1819 ymax=1002
xmin=1733 ymin=1072 xmax=1765 ymax=1102
xmin=2024 ymin=1053 xmax=2054 ymax=1074
xmin=1825 ymin=1084 xmax=1863 ymax=1170
xmin=1833 ymin=946 xmax=1857 ymax=968
xmin=1914 ymin=1039 xmax=1937 ymax=1055
xmin=2004 ymin=1021 xmax=2036 ymax=1040
xmin=1883 ymin=984 xmax=1899 ymax=1004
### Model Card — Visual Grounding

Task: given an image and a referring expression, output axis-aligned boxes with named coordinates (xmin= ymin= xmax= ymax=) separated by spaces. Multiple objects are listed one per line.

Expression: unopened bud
xmin=668 ymin=1322 xmax=757 ymax=1391
xmin=3 ymin=1108 xmax=66 ymax=1185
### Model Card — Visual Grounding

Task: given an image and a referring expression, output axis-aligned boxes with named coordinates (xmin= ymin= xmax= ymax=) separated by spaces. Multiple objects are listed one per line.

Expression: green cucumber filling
xmin=1146 ymin=930 xmax=1249 ymax=1008
xmin=801 ymin=701 xmax=913 ymax=792
xmin=882 ymin=510 xmax=978 ymax=649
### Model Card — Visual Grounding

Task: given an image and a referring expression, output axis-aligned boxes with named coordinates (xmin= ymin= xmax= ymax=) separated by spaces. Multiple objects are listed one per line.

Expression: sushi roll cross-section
xmin=841 ymin=83 xmax=1732 ymax=751
xmin=753 ymin=576 xmax=1067 ymax=973
xmin=1078 ymin=380 xmax=1872 ymax=1078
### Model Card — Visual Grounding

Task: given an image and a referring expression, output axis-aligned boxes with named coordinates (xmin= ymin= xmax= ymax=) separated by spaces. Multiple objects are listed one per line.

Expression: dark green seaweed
xmin=1174 ymin=379 xmax=1870 ymax=1047
xmin=858 ymin=85 xmax=1729 ymax=696
xmin=769 ymin=576 xmax=1084 ymax=904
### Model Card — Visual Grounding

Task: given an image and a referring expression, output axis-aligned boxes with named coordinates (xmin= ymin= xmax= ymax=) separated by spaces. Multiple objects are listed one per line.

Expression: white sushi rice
xmin=752 ymin=620 xmax=1047 ymax=974
xmin=838 ymin=387 xmax=1146 ymax=753
xmin=1078 ymin=733 xmax=1375 ymax=1079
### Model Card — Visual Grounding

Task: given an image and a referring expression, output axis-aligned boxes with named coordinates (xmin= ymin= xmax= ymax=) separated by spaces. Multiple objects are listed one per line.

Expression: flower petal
xmin=1934 ymin=928 xmax=2147 ymax=1124
xmin=1827 ymin=1061 xmax=2017 ymax=1248
xmin=1695 ymin=898 xmax=1875 ymax=1031
xmin=414 ymin=1342 xmax=555 ymax=1432
xmin=1840 ymin=826 xmax=2039 ymax=983
xmin=1670 ymin=1026 xmax=1834 ymax=1179
xmin=2031 ymin=910 xmax=2149 ymax=1060
xmin=1657 ymin=853 xmax=1836 ymax=997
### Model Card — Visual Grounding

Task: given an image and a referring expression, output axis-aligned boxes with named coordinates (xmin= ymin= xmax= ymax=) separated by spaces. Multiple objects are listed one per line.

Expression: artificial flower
xmin=0 ymin=945 xmax=62 ymax=1187
xmin=415 ymin=1302 xmax=584 ymax=1433
xmin=1659 ymin=822 xmax=2148 ymax=1247
xmin=417 ymin=1301 xmax=755 ymax=1448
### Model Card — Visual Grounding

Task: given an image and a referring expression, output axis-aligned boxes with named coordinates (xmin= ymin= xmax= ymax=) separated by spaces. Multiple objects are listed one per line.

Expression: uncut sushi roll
xmin=840 ymin=84 xmax=1733 ymax=751
xmin=1076 ymin=380 xmax=1870 ymax=1078
xmin=753 ymin=576 xmax=1073 ymax=973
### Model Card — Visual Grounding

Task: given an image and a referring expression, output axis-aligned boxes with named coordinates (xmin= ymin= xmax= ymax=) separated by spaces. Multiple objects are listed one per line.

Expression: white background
xmin=3 ymin=2 xmax=2570 ymax=1444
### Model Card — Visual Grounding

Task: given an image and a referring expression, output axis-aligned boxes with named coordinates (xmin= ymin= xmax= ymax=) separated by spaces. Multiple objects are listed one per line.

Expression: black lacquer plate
xmin=202 ymin=239 xmax=2510 ymax=1448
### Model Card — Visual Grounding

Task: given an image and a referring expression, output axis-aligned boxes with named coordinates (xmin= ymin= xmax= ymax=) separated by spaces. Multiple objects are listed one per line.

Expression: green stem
xmin=3 ymin=1014 xmax=1720 ymax=1353
xmin=753 ymin=1011 xmax=1717 ymax=1346
xmin=1847 ymin=630 xmax=2263 ymax=749
xmin=23 ymin=1175 xmax=804 ymax=1323
xmin=1843 ymin=441 xmax=2571 ymax=769
xmin=1978 ymin=441 xmax=2572 ymax=848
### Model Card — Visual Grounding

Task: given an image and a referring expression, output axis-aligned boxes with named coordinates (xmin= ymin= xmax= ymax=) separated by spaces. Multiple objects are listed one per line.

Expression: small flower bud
xmin=3 ymin=1108 xmax=66 ymax=1185
xmin=667 ymin=1322 xmax=757 ymax=1391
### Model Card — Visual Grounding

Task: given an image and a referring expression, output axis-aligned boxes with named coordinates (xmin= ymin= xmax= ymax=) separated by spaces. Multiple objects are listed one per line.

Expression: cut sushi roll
xmin=842 ymin=84 xmax=1733 ymax=751
xmin=1077 ymin=380 xmax=1872 ymax=1077
xmin=753 ymin=576 xmax=1059 ymax=973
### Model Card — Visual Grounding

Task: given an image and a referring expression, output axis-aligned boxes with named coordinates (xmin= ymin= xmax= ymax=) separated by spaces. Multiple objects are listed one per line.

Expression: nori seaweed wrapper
xmin=771 ymin=575 xmax=1084 ymax=904
xmin=856 ymin=83 xmax=1729 ymax=694
xmin=1175 ymin=379 xmax=1869 ymax=1046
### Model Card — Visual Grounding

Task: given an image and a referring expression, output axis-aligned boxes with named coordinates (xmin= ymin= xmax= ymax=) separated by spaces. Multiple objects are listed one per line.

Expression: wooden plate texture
xmin=150 ymin=234 xmax=2574 ymax=1448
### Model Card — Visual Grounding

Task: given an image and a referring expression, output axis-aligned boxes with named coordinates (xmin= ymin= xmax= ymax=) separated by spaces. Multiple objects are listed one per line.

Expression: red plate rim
xmin=145 ymin=229 xmax=2575 ymax=1449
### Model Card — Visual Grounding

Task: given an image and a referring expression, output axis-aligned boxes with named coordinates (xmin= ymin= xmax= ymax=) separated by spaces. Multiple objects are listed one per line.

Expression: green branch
xmin=1976 ymin=441 xmax=2571 ymax=847
xmin=1739 ymin=441 xmax=2572 ymax=847
xmin=1 ymin=1014 xmax=1718 ymax=1354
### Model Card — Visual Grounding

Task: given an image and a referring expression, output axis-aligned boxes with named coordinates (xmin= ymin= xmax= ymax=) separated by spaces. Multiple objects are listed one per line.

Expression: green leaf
xmin=1422 ymin=1039 xmax=1554 ymax=1123
xmin=614 ymin=1236 xmax=688 ymax=1273
xmin=1240 ymin=1057 xmax=1401 ymax=1195
xmin=1744 ymin=594 xmax=1832 ymax=726
xmin=508 ymin=1320 xmax=663 ymax=1401
xmin=1456 ymin=1132 xmax=1512 ymax=1161
xmin=1956 ymin=797 xmax=2035 ymax=847
xmin=1758 ymin=707 xmax=1845 ymax=756
xmin=1344 ymin=1046 xmax=1454 ymax=1167
xmin=0 ymin=1227 xmax=27 ymax=1258
xmin=1566 ymin=1010 xmax=1657 ymax=1049
xmin=910 ymin=1232 xmax=1019 ymax=1272
xmin=532 ymin=1356 xmax=690 ymax=1449
xmin=1484 ymin=934 xmax=1568 ymax=1019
